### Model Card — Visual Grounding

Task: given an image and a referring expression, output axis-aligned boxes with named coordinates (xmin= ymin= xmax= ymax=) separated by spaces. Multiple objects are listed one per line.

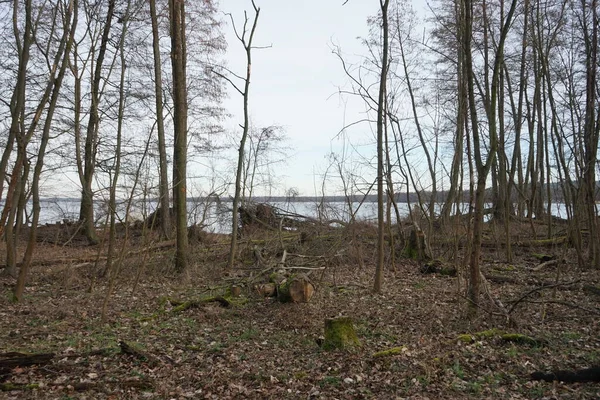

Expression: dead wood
xmin=583 ymin=285 xmax=600 ymax=297
xmin=479 ymin=272 xmax=514 ymax=326
xmin=484 ymin=274 xmax=521 ymax=284
xmin=531 ymin=259 xmax=559 ymax=271
xmin=169 ymin=295 xmax=231 ymax=311
xmin=524 ymin=300 xmax=600 ymax=315
xmin=507 ymin=280 xmax=581 ymax=314
xmin=0 ymin=352 xmax=55 ymax=368
xmin=277 ymin=274 xmax=315 ymax=303
xmin=119 ymin=341 xmax=160 ymax=366
xmin=255 ymin=282 xmax=276 ymax=297
xmin=322 ymin=317 xmax=360 ymax=350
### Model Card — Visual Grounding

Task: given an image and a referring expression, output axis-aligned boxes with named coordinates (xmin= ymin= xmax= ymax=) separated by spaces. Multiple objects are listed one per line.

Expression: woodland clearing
xmin=1 ymin=219 xmax=599 ymax=400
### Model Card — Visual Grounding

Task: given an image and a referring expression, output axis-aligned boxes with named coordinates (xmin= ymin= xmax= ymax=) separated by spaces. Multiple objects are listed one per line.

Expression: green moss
xmin=222 ymin=294 xmax=248 ymax=307
xmin=171 ymin=293 xmax=247 ymax=312
xmin=492 ymin=264 xmax=516 ymax=272
xmin=458 ymin=330 xmax=543 ymax=346
xmin=500 ymin=333 xmax=542 ymax=346
xmin=402 ymin=246 xmax=418 ymax=259
xmin=531 ymin=237 xmax=567 ymax=246
xmin=458 ymin=329 xmax=505 ymax=343
xmin=276 ymin=276 xmax=293 ymax=302
xmin=294 ymin=371 xmax=308 ymax=380
xmin=439 ymin=266 xmax=457 ymax=276
xmin=269 ymin=272 xmax=286 ymax=285
xmin=478 ymin=328 xmax=504 ymax=338
xmin=322 ymin=317 xmax=360 ymax=350
xmin=458 ymin=334 xmax=475 ymax=343
xmin=373 ymin=346 xmax=405 ymax=357
xmin=319 ymin=376 xmax=341 ymax=387
xmin=532 ymin=253 xmax=554 ymax=261
xmin=0 ymin=383 xmax=39 ymax=391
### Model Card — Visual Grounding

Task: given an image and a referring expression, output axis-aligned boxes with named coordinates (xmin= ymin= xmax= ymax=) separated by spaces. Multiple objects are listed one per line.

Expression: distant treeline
xmin=41 ymin=181 xmax=599 ymax=206
xmin=225 ymin=182 xmax=600 ymax=204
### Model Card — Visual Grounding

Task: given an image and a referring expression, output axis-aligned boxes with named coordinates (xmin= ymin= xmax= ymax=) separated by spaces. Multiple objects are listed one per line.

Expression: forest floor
xmin=0 ymin=220 xmax=599 ymax=399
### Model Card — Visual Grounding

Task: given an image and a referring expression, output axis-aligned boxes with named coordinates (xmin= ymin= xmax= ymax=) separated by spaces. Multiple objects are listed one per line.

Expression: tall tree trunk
xmin=79 ymin=0 xmax=116 ymax=245
xmin=149 ymin=0 xmax=171 ymax=239
xmin=170 ymin=0 xmax=189 ymax=273
xmin=373 ymin=0 xmax=390 ymax=294
xmin=581 ymin=0 xmax=600 ymax=268
xmin=464 ymin=0 xmax=518 ymax=311
xmin=14 ymin=0 xmax=77 ymax=301
xmin=227 ymin=1 xmax=260 ymax=270
xmin=106 ymin=0 xmax=130 ymax=277
xmin=1 ymin=0 xmax=33 ymax=278
xmin=441 ymin=0 xmax=466 ymax=224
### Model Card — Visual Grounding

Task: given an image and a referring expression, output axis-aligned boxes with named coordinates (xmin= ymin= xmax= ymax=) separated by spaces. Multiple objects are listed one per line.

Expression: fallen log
xmin=0 ymin=352 xmax=55 ymax=368
xmin=277 ymin=274 xmax=315 ymax=303
xmin=119 ymin=341 xmax=160 ymax=366
xmin=169 ymin=295 xmax=231 ymax=311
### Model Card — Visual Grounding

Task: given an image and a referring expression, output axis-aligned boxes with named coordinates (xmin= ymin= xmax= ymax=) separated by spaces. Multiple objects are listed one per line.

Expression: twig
xmin=287 ymin=253 xmax=326 ymax=259
xmin=531 ymin=259 xmax=558 ymax=271
xmin=524 ymin=299 xmax=600 ymax=315
xmin=479 ymin=271 xmax=516 ymax=326
xmin=277 ymin=249 xmax=288 ymax=268
xmin=508 ymin=280 xmax=581 ymax=314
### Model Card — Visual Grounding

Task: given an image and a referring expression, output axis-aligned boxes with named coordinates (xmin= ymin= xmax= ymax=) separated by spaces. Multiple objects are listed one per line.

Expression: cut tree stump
xmin=322 ymin=317 xmax=360 ymax=350
xmin=255 ymin=282 xmax=276 ymax=297
xmin=277 ymin=274 xmax=315 ymax=303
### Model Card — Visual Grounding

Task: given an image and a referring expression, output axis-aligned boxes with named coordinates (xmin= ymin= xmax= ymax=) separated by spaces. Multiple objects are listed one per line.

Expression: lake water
xmin=26 ymin=198 xmax=577 ymax=234
xmin=34 ymin=198 xmax=412 ymax=233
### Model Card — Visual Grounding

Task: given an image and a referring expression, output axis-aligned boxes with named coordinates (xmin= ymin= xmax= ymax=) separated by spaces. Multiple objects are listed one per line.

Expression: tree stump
xmin=402 ymin=224 xmax=431 ymax=261
xmin=255 ymin=283 xmax=276 ymax=297
xmin=277 ymin=274 xmax=315 ymax=303
xmin=322 ymin=317 xmax=360 ymax=350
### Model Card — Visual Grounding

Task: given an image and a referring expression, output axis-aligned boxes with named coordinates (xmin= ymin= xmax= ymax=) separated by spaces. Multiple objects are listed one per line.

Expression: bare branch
xmin=211 ymin=68 xmax=244 ymax=96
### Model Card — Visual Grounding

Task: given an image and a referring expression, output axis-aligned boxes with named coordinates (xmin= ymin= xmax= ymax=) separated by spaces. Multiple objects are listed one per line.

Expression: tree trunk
xmin=1 ymin=0 xmax=33 ymax=278
xmin=581 ymin=0 xmax=600 ymax=268
xmin=464 ymin=0 xmax=518 ymax=312
xmin=14 ymin=0 xmax=77 ymax=301
xmin=149 ymin=0 xmax=171 ymax=240
xmin=170 ymin=0 xmax=189 ymax=273
xmin=227 ymin=2 xmax=261 ymax=270
xmin=373 ymin=0 xmax=390 ymax=294
xmin=105 ymin=2 xmax=129 ymax=278
xmin=79 ymin=0 xmax=117 ymax=245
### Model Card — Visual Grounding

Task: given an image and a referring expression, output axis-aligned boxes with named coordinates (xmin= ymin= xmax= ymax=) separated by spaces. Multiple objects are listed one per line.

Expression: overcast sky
xmin=218 ymin=0 xmax=427 ymax=197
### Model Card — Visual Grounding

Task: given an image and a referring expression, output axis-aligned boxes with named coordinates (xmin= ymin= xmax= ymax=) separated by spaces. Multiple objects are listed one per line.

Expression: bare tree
xmin=105 ymin=0 xmax=133 ymax=278
xmin=0 ymin=0 xmax=34 ymax=278
xmin=579 ymin=0 xmax=600 ymax=268
xmin=149 ymin=0 xmax=171 ymax=239
xmin=373 ymin=0 xmax=390 ymax=294
xmin=214 ymin=0 xmax=260 ymax=270
xmin=78 ymin=0 xmax=117 ymax=245
xmin=463 ymin=0 xmax=518 ymax=311
xmin=14 ymin=0 xmax=78 ymax=301
xmin=169 ymin=0 xmax=189 ymax=273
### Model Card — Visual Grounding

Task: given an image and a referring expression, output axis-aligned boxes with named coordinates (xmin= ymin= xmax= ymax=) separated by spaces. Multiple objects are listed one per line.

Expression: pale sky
xmin=218 ymin=0 xmax=428 ymax=197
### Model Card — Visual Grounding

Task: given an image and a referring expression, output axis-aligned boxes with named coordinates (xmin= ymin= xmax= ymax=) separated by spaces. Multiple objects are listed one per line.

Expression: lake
xmin=27 ymin=198 xmax=575 ymax=234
